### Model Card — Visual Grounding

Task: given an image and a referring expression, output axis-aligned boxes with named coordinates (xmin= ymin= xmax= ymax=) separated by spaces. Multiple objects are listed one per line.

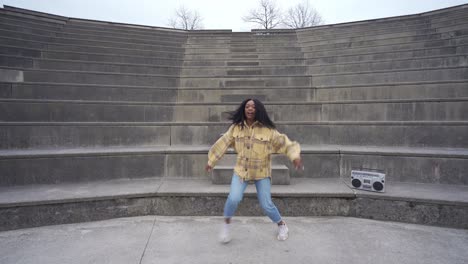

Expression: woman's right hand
xmin=205 ymin=164 xmax=213 ymax=172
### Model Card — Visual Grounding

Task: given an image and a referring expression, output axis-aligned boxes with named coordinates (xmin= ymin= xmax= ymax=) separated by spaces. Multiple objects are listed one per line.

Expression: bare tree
xmin=283 ymin=1 xmax=324 ymax=28
xmin=168 ymin=6 xmax=203 ymax=30
xmin=243 ymin=0 xmax=282 ymax=29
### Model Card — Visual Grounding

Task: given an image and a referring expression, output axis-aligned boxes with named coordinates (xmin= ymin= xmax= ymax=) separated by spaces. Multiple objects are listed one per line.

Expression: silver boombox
xmin=351 ymin=170 xmax=385 ymax=192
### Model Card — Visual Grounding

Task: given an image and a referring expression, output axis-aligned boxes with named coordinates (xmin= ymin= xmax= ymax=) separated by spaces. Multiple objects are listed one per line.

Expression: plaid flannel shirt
xmin=208 ymin=121 xmax=301 ymax=181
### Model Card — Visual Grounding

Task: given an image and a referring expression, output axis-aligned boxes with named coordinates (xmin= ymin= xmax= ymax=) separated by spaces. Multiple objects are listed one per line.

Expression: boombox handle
xmin=351 ymin=167 xmax=385 ymax=173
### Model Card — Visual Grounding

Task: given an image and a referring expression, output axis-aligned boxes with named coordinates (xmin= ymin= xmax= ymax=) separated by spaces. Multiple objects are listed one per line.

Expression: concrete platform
xmin=0 ymin=215 xmax=467 ymax=264
xmin=1 ymin=178 xmax=467 ymax=231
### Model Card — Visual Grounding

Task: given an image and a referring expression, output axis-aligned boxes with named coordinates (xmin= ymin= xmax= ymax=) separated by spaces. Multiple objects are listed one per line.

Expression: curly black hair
xmin=227 ymin=98 xmax=276 ymax=129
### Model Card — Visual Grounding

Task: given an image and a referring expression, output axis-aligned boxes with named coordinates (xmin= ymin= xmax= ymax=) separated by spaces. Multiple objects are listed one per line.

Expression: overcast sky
xmin=1 ymin=0 xmax=468 ymax=31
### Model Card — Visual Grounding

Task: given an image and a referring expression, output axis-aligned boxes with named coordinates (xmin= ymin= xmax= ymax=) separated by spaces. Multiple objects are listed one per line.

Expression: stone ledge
xmin=352 ymin=182 xmax=468 ymax=206
xmin=1 ymin=145 xmax=467 ymax=159
xmin=2 ymin=178 xmax=466 ymax=208
xmin=3 ymin=96 xmax=468 ymax=106
xmin=0 ymin=177 xmax=467 ymax=231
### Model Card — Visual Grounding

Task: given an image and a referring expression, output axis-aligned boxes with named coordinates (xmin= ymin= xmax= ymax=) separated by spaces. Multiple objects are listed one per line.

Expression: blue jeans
xmin=223 ymin=174 xmax=282 ymax=223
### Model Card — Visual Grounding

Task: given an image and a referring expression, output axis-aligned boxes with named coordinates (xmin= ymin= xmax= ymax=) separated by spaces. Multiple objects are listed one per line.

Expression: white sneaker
xmin=219 ymin=223 xmax=231 ymax=244
xmin=277 ymin=223 xmax=289 ymax=241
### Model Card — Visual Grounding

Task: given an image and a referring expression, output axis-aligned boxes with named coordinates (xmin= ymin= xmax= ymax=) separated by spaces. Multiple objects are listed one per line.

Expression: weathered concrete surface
xmin=1 ymin=178 xmax=467 ymax=231
xmin=1 ymin=216 xmax=468 ymax=264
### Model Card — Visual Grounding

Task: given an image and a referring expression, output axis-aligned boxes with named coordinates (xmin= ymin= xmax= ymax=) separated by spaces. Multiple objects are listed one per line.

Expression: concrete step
xmin=0 ymin=11 xmax=188 ymax=44
xmin=0 ymin=145 xmax=466 ymax=187
xmin=183 ymin=52 xmax=304 ymax=60
xmin=6 ymin=32 xmax=464 ymax=67
xmin=3 ymin=5 xmax=187 ymax=38
xmin=0 ymin=8 xmax=66 ymax=27
xmin=312 ymin=66 xmax=468 ymax=86
xmin=63 ymin=26 xmax=187 ymax=43
xmin=0 ymin=21 xmax=63 ymax=37
xmin=41 ymin=49 xmax=184 ymax=66
xmin=301 ymin=27 xmax=436 ymax=46
xmin=313 ymin=81 xmax=468 ymax=101
xmin=47 ymin=34 xmax=186 ymax=52
xmin=298 ymin=17 xmax=468 ymax=44
xmin=0 ymin=68 xmax=384 ymax=88
xmin=297 ymin=8 xmax=468 ymax=38
xmin=34 ymin=58 xmax=181 ymax=75
xmin=302 ymin=34 xmax=468 ymax=59
xmin=0 ymin=178 xmax=468 ymax=233
xmin=0 ymin=82 xmax=179 ymax=102
xmin=186 ymin=35 xmax=297 ymax=42
xmin=301 ymin=31 xmax=443 ymax=52
xmin=306 ymin=54 xmax=468 ymax=74
xmin=0 ymin=29 xmax=186 ymax=56
xmin=183 ymin=46 xmax=302 ymax=53
xmin=0 ymin=68 xmax=179 ymax=86
xmin=0 ymin=44 xmax=44 ymax=58
xmin=302 ymin=19 xmax=468 ymax=50
xmin=0 ymin=15 xmax=63 ymax=34
xmin=1 ymin=121 xmax=466 ymax=149
xmin=183 ymin=58 xmax=304 ymax=67
xmin=306 ymin=44 xmax=468 ymax=65
xmin=0 ymin=55 xmax=183 ymax=75
xmin=1 ymin=99 xmax=467 ymax=122
xmin=177 ymin=81 xmax=468 ymax=102
xmin=46 ymin=42 xmax=185 ymax=59
xmin=1 ymin=81 xmax=466 ymax=103
xmin=177 ymin=67 xmax=467 ymax=87
xmin=11 ymin=47 xmax=460 ymax=76
xmin=61 ymin=24 xmax=187 ymax=42
xmin=180 ymin=65 xmax=308 ymax=76
xmin=179 ymin=75 xmax=311 ymax=88
xmin=0 ymin=54 xmax=34 ymax=68
xmin=64 ymin=20 xmax=187 ymax=39
xmin=0 ymin=28 xmax=54 ymax=43
xmin=179 ymin=55 xmax=468 ymax=76
xmin=304 ymin=36 xmax=468 ymax=58
xmin=212 ymin=165 xmax=290 ymax=185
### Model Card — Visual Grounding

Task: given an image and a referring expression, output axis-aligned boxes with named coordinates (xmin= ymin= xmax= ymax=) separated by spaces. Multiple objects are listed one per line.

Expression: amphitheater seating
xmin=0 ymin=5 xmax=467 ymax=231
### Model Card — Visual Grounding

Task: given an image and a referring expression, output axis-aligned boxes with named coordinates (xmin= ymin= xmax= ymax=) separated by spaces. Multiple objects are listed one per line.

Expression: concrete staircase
xmin=0 ymin=5 xmax=467 ymax=230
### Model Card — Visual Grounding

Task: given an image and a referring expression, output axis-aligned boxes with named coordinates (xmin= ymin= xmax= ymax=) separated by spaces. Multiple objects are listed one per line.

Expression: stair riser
xmin=20 ymin=70 xmax=179 ymax=86
xmin=43 ymin=51 xmax=184 ymax=66
xmin=0 ymin=153 xmax=466 ymax=186
xmin=183 ymin=53 xmax=303 ymax=60
xmin=180 ymin=76 xmax=311 ymax=88
xmin=313 ymin=68 xmax=468 ymax=86
xmin=2 ymin=83 xmax=178 ymax=102
xmin=307 ymin=56 xmax=468 ymax=74
xmin=0 ymin=56 xmax=183 ymax=75
xmin=181 ymin=66 xmax=307 ymax=76
xmin=314 ymin=83 xmax=468 ymax=101
xmin=1 ymin=124 xmax=467 ymax=149
xmin=297 ymin=11 xmax=468 ymax=37
xmin=306 ymin=46 xmax=468 ymax=65
xmin=183 ymin=59 xmax=305 ymax=66
xmin=1 ymin=102 xmax=467 ymax=122
xmin=304 ymin=37 xmax=468 ymax=58
xmin=46 ymin=44 xmax=185 ymax=59
xmin=65 ymin=22 xmax=187 ymax=38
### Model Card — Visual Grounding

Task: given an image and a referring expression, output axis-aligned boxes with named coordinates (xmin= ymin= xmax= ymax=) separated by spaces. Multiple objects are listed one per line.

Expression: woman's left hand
xmin=293 ymin=158 xmax=304 ymax=171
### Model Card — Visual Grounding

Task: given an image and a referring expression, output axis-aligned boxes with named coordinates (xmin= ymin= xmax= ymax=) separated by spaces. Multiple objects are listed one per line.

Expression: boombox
xmin=351 ymin=170 xmax=385 ymax=192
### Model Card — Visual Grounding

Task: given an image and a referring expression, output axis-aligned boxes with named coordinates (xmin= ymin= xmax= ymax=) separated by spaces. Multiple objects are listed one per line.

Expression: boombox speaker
xmin=351 ymin=170 xmax=385 ymax=192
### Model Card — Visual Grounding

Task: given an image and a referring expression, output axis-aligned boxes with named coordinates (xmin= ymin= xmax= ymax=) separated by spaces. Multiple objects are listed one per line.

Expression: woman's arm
xmin=271 ymin=130 xmax=303 ymax=171
xmin=206 ymin=125 xmax=235 ymax=172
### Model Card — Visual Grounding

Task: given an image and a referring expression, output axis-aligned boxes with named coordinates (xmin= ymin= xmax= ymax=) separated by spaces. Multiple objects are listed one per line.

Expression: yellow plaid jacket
xmin=208 ymin=121 xmax=301 ymax=181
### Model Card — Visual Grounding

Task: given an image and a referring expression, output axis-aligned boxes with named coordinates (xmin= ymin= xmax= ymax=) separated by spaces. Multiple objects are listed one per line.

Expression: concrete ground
xmin=1 ymin=216 xmax=467 ymax=264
